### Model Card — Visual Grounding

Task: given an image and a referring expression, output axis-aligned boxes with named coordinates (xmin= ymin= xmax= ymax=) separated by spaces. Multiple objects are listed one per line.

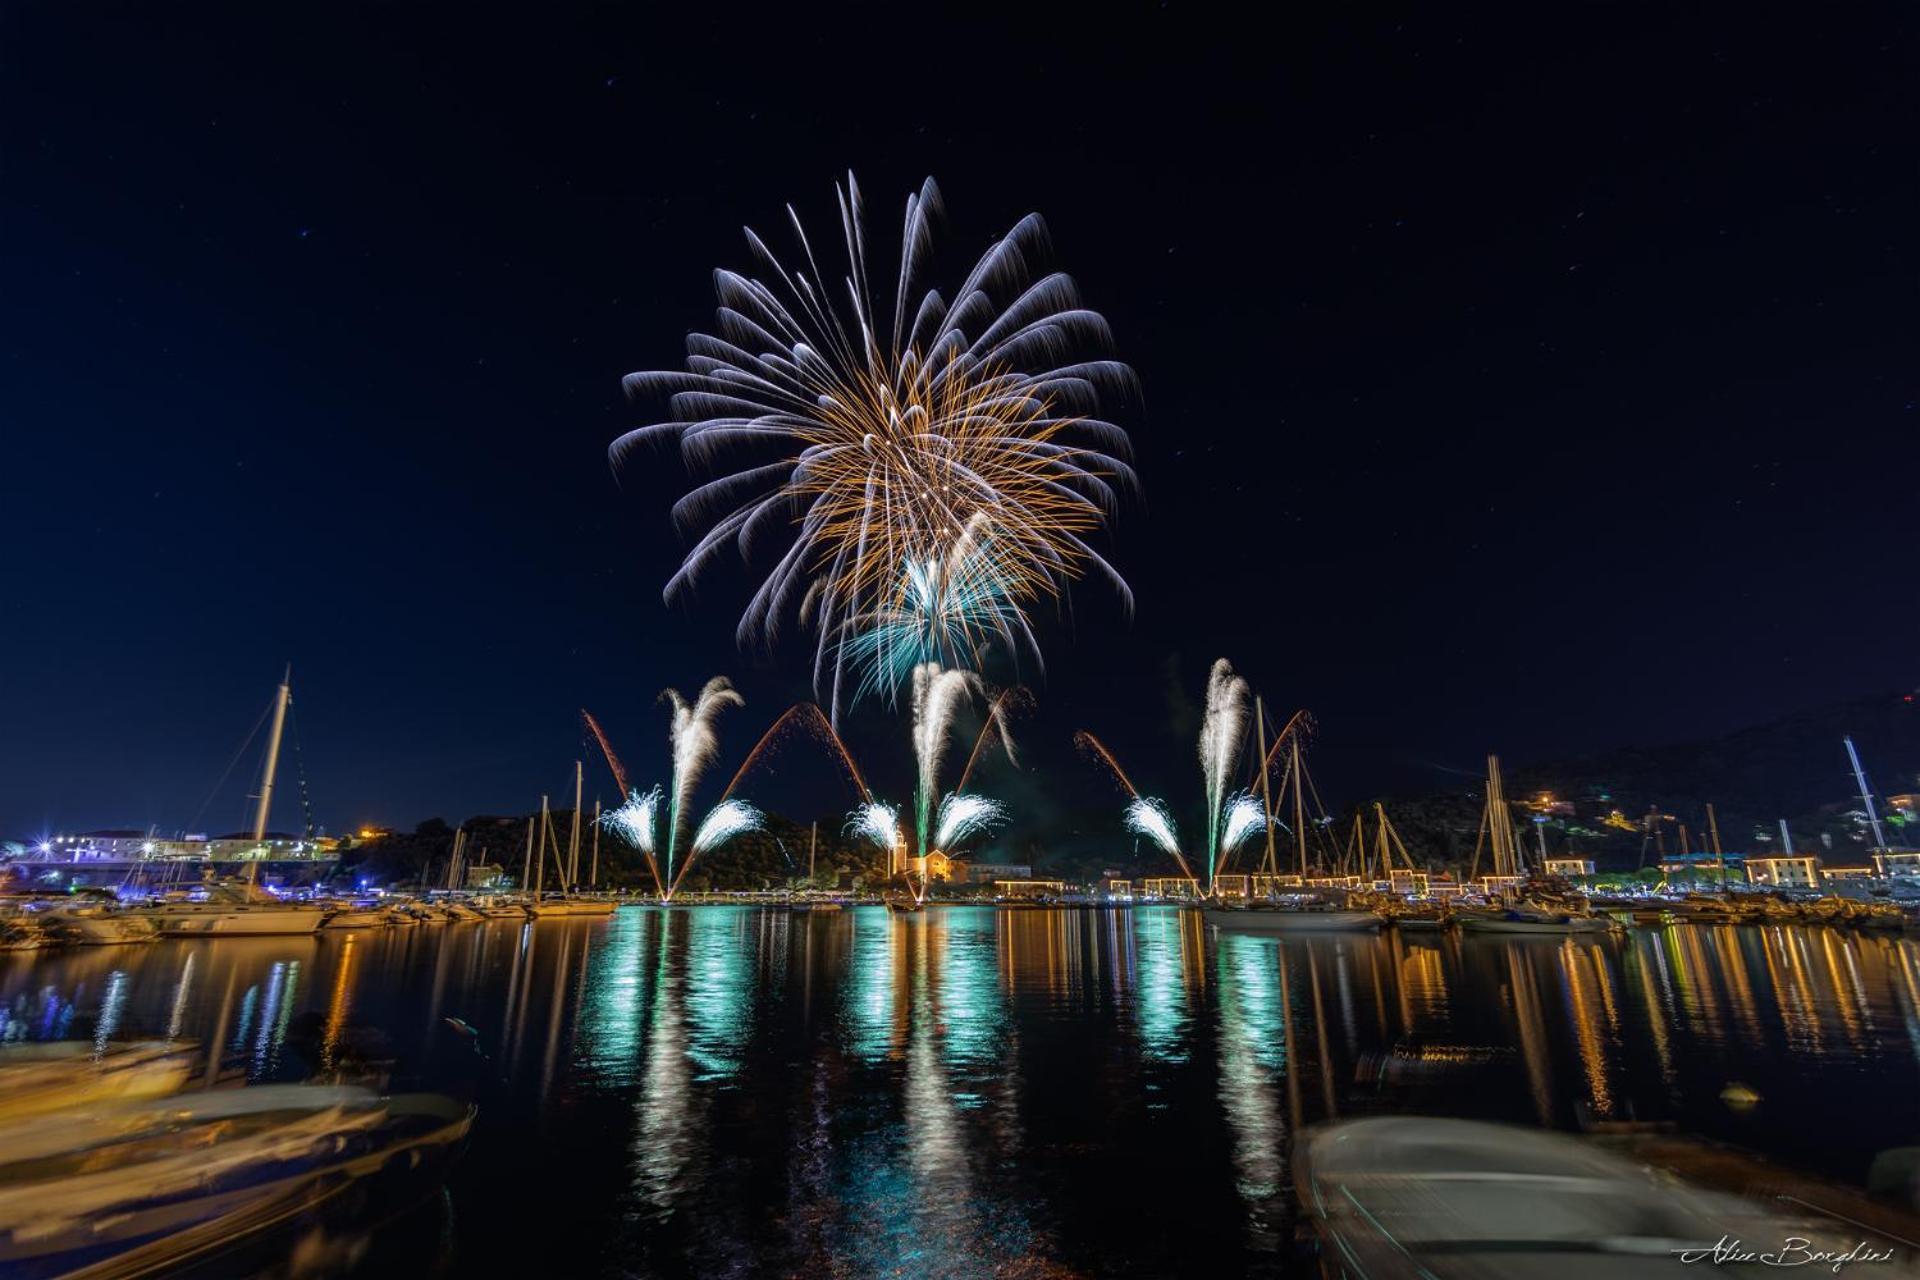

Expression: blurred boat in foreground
xmin=0 ymin=1042 xmax=197 ymax=1123
xmin=1295 ymin=1116 xmax=1915 ymax=1278
xmin=0 ymin=1084 xmax=473 ymax=1279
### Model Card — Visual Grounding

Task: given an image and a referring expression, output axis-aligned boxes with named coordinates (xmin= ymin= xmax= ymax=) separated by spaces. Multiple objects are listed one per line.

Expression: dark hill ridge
xmin=1376 ymin=689 xmax=1920 ymax=872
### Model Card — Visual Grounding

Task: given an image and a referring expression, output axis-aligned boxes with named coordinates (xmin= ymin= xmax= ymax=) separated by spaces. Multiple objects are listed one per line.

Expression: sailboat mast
xmin=521 ymin=810 xmax=534 ymax=890
xmin=1256 ymin=698 xmax=1277 ymax=874
xmin=251 ymin=665 xmax=293 ymax=842
xmin=535 ymin=795 xmax=549 ymax=897
xmin=1291 ymin=735 xmax=1307 ymax=875
xmin=1777 ymin=818 xmax=1794 ymax=858
xmin=808 ymin=821 xmax=817 ymax=882
xmin=590 ymin=799 xmax=602 ymax=889
xmin=567 ymin=760 xmax=583 ymax=889
xmin=1706 ymin=802 xmax=1726 ymax=888
xmin=1843 ymin=736 xmax=1890 ymax=850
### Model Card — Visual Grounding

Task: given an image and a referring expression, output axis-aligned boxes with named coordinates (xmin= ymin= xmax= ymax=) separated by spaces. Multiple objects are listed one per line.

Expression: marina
xmin=0 ymin=905 xmax=1915 ymax=1275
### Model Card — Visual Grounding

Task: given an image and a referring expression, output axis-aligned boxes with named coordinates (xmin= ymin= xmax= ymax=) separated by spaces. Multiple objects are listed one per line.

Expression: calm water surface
xmin=5 ymin=907 xmax=1918 ymax=1277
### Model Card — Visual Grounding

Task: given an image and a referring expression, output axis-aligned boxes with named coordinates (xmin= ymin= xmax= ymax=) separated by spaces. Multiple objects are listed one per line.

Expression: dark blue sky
xmin=3 ymin=4 xmax=1914 ymax=841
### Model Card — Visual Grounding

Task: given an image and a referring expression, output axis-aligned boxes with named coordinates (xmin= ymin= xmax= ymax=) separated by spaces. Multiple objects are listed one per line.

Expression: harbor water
xmin=4 ymin=906 xmax=1917 ymax=1277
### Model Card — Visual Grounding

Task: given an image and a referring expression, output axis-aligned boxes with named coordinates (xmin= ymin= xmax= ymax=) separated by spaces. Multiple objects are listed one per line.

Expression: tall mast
xmin=1291 ymin=735 xmax=1308 ymax=876
xmin=590 ymin=799 xmax=601 ymax=889
xmin=1706 ymin=803 xmax=1726 ymax=888
xmin=521 ymin=810 xmax=534 ymax=890
xmin=1255 ymin=698 xmax=1277 ymax=874
xmin=1482 ymin=759 xmax=1497 ymax=882
xmin=808 ymin=821 xmax=817 ymax=882
xmin=535 ymin=795 xmax=549 ymax=897
xmin=568 ymin=760 xmax=583 ymax=889
xmin=1843 ymin=736 xmax=1889 ymax=851
xmin=251 ymin=665 xmax=293 ymax=842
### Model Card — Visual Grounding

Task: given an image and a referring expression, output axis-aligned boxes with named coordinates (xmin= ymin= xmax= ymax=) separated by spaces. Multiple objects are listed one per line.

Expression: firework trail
xmin=934 ymin=793 xmax=1007 ymax=849
xmin=911 ymin=664 xmax=983 ymax=858
xmin=600 ymin=786 xmax=665 ymax=898
xmin=613 ymin=174 xmax=1139 ymax=720
xmin=719 ymin=702 xmax=873 ymax=804
xmin=1219 ymin=792 xmax=1267 ymax=858
xmin=955 ymin=685 xmax=1024 ymax=794
xmin=1198 ymin=658 xmax=1250 ymax=886
xmin=662 ymin=677 xmax=745 ymax=885
xmin=581 ymin=709 xmax=631 ymax=796
xmin=1124 ymin=797 xmax=1195 ymax=881
xmin=1073 ymin=730 xmax=1139 ymax=797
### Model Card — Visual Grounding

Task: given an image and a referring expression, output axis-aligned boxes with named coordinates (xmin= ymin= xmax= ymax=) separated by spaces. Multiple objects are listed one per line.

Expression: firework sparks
xmin=1198 ymin=658 xmax=1250 ymax=884
xmin=848 ymin=801 xmax=901 ymax=852
xmin=690 ymin=799 xmax=765 ymax=855
xmin=1125 ymin=796 xmax=1183 ymax=860
xmin=839 ymin=514 xmax=1036 ymax=705
xmin=1219 ymin=792 xmax=1267 ymax=855
xmin=614 ymin=174 xmax=1139 ymax=718
xmin=662 ymin=677 xmax=744 ymax=883
xmin=601 ymin=786 xmax=660 ymax=854
xmin=934 ymin=792 xmax=1007 ymax=849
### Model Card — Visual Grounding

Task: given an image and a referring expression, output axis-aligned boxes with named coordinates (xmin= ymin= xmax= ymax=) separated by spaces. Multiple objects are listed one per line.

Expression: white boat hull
xmin=41 ymin=912 xmax=160 ymax=945
xmin=1457 ymin=914 xmax=1613 ymax=935
xmin=147 ymin=906 xmax=323 ymax=937
xmin=1202 ymin=908 xmax=1381 ymax=933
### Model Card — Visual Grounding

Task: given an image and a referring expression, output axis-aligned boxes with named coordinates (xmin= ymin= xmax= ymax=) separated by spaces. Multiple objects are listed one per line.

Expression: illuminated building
xmin=1872 ymin=850 xmax=1920 ymax=879
xmin=1543 ymin=857 xmax=1596 ymax=877
xmin=1212 ymin=874 xmax=1250 ymax=899
xmin=1820 ymin=864 xmax=1875 ymax=882
xmin=995 ymin=879 xmax=1066 ymax=900
xmin=1387 ymin=868 xmax=1432 ymax=897
xmin=1141 ymin=877 xmax=1201 ymax=900
xmin=960 ymin=861 xmax=1032 ymax=884
xmin=1745 ymin=855 xmax=1819 ymax=888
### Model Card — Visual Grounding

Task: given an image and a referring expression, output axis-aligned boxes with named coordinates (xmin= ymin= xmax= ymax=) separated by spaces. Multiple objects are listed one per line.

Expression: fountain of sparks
xmin=934 ymin=793 xmax=1007 ymax=848
xmin=1198 ymin=659 xmax=1251 ymax=891
xmin=662 ymin=677 xmax=745 ymax=889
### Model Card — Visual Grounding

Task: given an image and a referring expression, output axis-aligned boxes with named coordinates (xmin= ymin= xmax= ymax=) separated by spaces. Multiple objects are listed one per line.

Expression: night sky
xmin=4 ymin=5 xmax=1914 ymax=841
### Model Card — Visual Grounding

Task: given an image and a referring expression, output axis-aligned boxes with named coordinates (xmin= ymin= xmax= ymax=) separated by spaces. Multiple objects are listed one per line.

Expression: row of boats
xmin=1203 ymin=886 xmax=1913 ymax=934
xmin=0 ymin=882 xmax=624 ymax=950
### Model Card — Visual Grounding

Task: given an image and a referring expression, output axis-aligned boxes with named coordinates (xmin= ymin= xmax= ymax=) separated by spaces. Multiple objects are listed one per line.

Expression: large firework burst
xmin=614 ymin=174 xmax=1137 ymax=716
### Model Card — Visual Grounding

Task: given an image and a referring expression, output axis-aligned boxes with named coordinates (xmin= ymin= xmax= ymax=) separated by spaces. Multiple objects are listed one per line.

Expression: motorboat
xmin=139 ymin=882 xmax=323 ymax=937
xmin=0 ymin=1041 xmax=198 ymax=1123
xmin=1456 ymin=906 xmax=1618 ymax=935
xmin=1202 ymin=896 xmax=1381 ymax=933
xmin=1294 ymin=1116 xmax=1890 ymax=1278
xmin=473 ymin=898 xmax=529 ymax=920
xmin=318 ymin=903 xmax=388 ymax=930
xmin=0 ymin=1084 xmax=474 ymax=1278
xmin=37 ymin=904 xmax=159 ymax=946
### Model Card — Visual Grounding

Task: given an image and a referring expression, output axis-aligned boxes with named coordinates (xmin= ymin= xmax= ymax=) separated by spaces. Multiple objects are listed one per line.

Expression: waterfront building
xmin=1212 ymin=874 xmax=1250 ymax=899
xmin=1101 ymin=878 xmax=1132 ymax=900
xmin=1542 ymin=857 xmax=1595 ymax=877
xmin=1745 ymin=855 xmax=1820 ymax=889
xmin=963 ymin=861 xmax=1032 ymax=884
xmin=1387 ymin=868 xmax=1432 ymax=897
xmin=1141 ymin=877 xmax=1201 ymax=900
xmin=996 ymin=879 xmax=1066 ymax=900
xmin=1873 ymin=850 xmax=1920 ymax=879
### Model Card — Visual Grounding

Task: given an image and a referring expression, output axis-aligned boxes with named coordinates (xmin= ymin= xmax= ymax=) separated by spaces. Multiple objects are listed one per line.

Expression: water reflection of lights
xmin=576 ymin=907 xmax=656 ymax=1081
xmin=1214 ymin=934 xmax=1286 ymax=1225
xmin=1134 ymin=908 xmax=1199 ymax=1068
